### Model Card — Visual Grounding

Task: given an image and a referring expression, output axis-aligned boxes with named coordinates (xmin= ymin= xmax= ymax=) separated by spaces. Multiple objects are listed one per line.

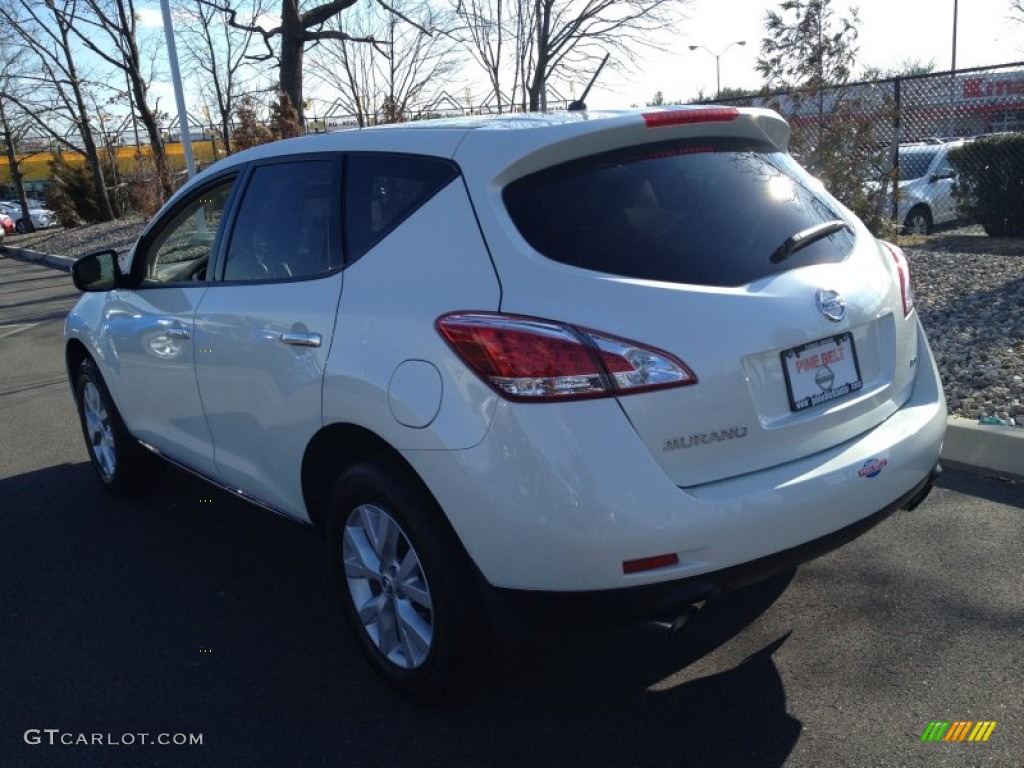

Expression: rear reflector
xmin=623 ymin=553 xmax=680 ymax=574
xmin=643 ymin=107 xmax=739 ymax=128
xmin=436 ymin=312 xmax=696 ymax=402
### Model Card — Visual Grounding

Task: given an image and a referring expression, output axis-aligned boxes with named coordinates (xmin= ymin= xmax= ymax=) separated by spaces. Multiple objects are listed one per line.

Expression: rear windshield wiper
xmin=770 ymin=220 xmax=850 ymax=264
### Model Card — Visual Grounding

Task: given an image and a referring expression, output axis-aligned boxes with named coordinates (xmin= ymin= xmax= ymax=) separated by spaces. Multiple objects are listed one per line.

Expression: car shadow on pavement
xmin=1 ymin=462 xmax=801 ymax=768
xmin=935 ymin=466 xmax=1023 ymax=509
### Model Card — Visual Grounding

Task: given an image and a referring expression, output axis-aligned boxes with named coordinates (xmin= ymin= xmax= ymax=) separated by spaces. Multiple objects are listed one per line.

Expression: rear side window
xmin=345 ymin=154 xmax=459 ymax=263
xmin=503 ymin=138 xmax=855 ymax=288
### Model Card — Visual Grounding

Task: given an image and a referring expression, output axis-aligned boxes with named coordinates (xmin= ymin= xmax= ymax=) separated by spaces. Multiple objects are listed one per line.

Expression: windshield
xmin=504 ymin=137 xmax=854 ymax=288
xmin=899 ymin=149 xmax=938 ymax=180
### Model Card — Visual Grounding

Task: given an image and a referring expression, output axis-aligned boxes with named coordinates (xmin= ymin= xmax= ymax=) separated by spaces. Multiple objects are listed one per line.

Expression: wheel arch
xmin=904 ymin=204 xmax=933 ymax=232
xmin=65 ymin=338 xmax=92 ymax=386
xmin=301 ymin=423 xmax=429 ymax=530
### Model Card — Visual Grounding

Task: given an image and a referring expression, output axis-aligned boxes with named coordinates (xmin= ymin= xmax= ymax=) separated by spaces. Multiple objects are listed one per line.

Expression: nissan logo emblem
xmin=817 ymin=289 xmax=846 ymax=322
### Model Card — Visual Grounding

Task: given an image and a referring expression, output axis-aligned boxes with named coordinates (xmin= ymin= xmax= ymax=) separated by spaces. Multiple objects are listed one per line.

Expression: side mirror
xmin=930 ymin=171 xmax=954 ymax=183
xmin=72 ymin=249 xmax=122 ymax=292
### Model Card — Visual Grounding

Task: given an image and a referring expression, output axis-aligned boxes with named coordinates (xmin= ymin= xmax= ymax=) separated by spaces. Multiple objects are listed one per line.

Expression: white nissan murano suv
xmin=65 ymin=107 xmax=946 ymax=702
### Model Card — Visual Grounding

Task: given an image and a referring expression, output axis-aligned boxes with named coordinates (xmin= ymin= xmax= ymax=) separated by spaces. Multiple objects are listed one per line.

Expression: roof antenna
xmin=567 ymin=53 xmax=610 ymax=111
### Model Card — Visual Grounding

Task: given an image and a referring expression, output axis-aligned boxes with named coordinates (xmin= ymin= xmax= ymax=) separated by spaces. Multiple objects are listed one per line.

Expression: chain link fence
xmin=714 ymin=62 xmax=1024 ymax=238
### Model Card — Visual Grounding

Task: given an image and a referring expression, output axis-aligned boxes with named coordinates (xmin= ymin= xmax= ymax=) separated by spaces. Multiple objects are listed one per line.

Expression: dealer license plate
xmin=781 ymin=333 xmax=863 ymax=412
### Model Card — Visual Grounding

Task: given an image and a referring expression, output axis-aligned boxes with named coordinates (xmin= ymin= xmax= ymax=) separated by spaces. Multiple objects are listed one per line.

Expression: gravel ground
xmin=905 ymin=243 xmax=1024 ymax=427
xmin=5 ymin=219 xmax=1023 ymax=427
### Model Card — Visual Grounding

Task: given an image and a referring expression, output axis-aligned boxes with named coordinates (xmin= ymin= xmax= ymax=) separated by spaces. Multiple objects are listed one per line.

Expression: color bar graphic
xmin=921 ymin=721 xmax=996 ymax=742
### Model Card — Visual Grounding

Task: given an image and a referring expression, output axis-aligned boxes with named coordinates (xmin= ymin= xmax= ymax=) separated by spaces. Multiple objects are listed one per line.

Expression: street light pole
xmin=160 ymin=0 xmax=196 ymax=180
xmin=688 ymin=41 xmax=746 ymax=99
xmin=951 ymin=0 xmax=958 ymax=73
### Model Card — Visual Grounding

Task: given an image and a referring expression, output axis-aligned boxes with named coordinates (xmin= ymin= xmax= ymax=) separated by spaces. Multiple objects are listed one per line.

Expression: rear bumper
xmin=406 ymin=318 xmax=947 ymax=592
xmin=490 ymin=463 xmax=940 ymax=627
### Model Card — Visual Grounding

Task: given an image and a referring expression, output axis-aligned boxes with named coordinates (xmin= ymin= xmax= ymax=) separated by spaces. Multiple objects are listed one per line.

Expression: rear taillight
xmin=881 ymin=241 xmax=915 ymax=317
xmin=642 ymin=107 xmax=739 ymax=128
xmin=436 ymin=312 xmax=697 ymax=402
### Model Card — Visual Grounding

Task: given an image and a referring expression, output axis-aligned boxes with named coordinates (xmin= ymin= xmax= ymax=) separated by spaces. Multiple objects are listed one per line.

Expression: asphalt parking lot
xmin=1 ymin=253 xmax=1021 ymax=768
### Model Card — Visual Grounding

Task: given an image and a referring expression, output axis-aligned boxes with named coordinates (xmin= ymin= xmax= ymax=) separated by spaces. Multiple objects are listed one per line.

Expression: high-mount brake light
xmin=436 ymin=312 xmax=697 ymax=402
xmin=881 ymin=241 xmax=915 ymax=317
xmin=642 ymin=107 xmax=740 ymax=128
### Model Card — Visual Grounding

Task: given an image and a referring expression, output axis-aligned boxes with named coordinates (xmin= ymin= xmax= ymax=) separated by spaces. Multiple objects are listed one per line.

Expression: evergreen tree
xmin=755 ymin=1 xmax=892 ymax=235
xmin=232 ymin=94 xmax=273 ymax=151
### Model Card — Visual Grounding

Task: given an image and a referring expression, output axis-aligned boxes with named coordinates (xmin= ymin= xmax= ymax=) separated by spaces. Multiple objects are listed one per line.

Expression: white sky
xmin=586 ymin=0 xmax=1023 ymax=108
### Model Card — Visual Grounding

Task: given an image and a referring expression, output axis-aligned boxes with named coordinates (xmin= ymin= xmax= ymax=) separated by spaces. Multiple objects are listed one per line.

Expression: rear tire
xmin=74 ymin=358 xmax=165 ymax=495
xmin=15 ymin=219 xmax=26 ymax=234
xmin=328 ymin=463 xmax=489 ymax=705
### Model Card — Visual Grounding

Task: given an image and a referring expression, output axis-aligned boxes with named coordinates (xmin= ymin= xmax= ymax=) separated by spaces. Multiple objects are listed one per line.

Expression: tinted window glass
xmin=503 ymin=138 xmax=854 ymax=288
xmin=345 ymin=154 xmax=458 ymax=262
xmin=224 ymin=160 xmax=336 ymax=281
xmin=143 ymin=177 xmax=235 ymax=283
xmin=899 ymin=149 xmax=937 ymax=180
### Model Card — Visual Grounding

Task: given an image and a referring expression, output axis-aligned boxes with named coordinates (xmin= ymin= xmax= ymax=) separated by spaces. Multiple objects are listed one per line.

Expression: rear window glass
xmin=503 ymin=138 xmax=855 ymax=287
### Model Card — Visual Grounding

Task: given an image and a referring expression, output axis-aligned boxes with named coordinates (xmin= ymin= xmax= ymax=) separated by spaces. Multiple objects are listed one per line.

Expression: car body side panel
xmin=323 ymin=181 xmax=501 ymax=451
xmin=66 ymin=286 xmax=218 ymax=477
xmin=193 ymin=273 xmax=344 ymax=518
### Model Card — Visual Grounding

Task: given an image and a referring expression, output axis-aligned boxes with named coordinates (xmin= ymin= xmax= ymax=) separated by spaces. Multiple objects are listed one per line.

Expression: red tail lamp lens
xmin=623 ymin=553 xmax=680 ymax=574
xmin=437 ymin=313 xmax=696 ymax=402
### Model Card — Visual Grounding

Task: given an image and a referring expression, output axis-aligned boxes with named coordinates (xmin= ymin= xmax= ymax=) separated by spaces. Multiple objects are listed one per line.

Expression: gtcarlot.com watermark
xmin=24 ymin=729 xmax=203 ymax=747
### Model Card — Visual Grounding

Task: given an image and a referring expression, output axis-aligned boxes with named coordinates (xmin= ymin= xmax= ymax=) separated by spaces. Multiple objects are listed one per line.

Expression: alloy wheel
xmin=82 ymin=381 xmax=116 ymax=479
xmin=342 ymin=503 xmax=434 ymax=669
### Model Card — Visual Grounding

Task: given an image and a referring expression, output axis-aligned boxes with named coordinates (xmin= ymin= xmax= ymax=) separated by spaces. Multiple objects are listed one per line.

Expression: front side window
xmin=504 ymin=137 xmax=854 ymax=288
xmin=899 ymin=149 xmax=938 ymax=180
xmin=223 ymin=159 xmax=338 ymax=281
xmin=142 ymin=178 xmax=235 ymax=283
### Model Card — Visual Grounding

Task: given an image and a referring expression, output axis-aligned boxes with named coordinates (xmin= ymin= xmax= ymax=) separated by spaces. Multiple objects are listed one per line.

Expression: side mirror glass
xmin=72 ymin=249 xmax=121 ymax=292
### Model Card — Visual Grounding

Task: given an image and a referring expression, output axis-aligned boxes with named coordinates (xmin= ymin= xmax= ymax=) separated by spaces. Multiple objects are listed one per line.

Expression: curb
xmin=0 ymin=244 xmax=77 ymax=273
xmin=3 ymin=244 xmax=1022 ymax=482
xmin=941 ymin=417 xmax=1024 ymax=482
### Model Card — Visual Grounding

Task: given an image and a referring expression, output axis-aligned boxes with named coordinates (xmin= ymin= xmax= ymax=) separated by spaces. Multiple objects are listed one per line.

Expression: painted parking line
xmin=0 ymin=323 xmax=39 ymax=340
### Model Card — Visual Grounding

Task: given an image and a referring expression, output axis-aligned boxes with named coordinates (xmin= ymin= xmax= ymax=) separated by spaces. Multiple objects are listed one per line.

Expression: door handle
xmin=280 ymin=332 xmax=321 ymax=348
xmin=165 ymin=326 xmax=190 ymax=340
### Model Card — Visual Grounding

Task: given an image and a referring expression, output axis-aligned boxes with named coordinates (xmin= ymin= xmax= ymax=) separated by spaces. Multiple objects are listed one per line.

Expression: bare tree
xmin=174 ymin=0 xmax=270 ymax=155
xmin=309 ymin=0 xmax=461 ymax=125
xmin=523 ymin=0 xmax=687 ymax=111
xmin=0 ymin=0 xmax=116 ymax=219
xmin=451 ymin=0 xmax=509 ymax=112
xmin=204 ymin=0 xmax=409 ymax=124
xmin=455 ymin=0 xmax=685 ymax=112
xmin=0 ymin=43 xmax=37 ymax=231
xmin=68 ymin=0 xmax=173 ymax=201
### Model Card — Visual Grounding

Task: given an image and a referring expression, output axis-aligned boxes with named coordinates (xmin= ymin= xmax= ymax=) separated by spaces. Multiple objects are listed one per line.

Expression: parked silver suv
xmin=896 ymin=140 xmax=966 ymax=234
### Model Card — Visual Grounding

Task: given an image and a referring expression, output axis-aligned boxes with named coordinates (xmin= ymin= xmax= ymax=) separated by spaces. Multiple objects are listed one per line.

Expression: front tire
xmin=903 ymin=206 xmax=932 ymax=235
xmin=74 ymin=358 xmax=164 ymax=495
xmin=328 ymin=463 xmax=488 ymax=704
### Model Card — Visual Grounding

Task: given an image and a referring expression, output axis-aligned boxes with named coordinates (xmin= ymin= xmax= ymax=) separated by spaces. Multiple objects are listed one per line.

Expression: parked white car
xmin=0 ymin=200 xmax=56 ymax=233
xmin=65 ymin=107 xmax=946 ymax=702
